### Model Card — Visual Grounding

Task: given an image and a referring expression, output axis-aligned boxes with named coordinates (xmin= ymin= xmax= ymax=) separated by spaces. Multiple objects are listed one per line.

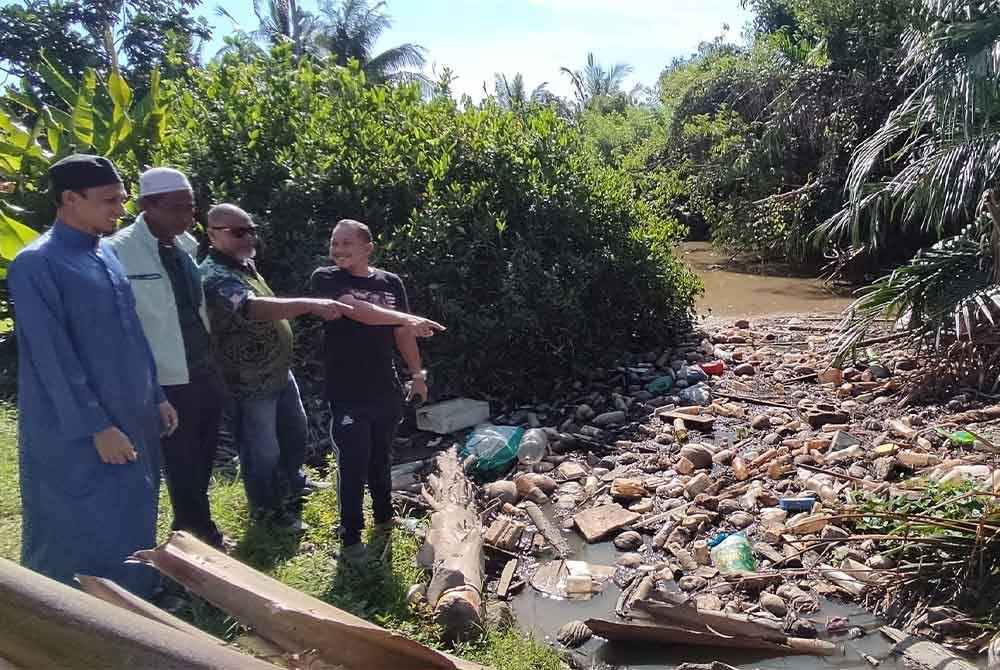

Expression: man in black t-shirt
xmin=310 ymin=219 xmax=444 ymax=565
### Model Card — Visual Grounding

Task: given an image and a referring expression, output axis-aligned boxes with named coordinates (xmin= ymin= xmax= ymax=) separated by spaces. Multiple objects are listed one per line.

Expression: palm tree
xmin=817 ymin=0 xmax=1000 ymax=365
xmin=489 ymin=73 xmax=550 ymax=110
xmin=216 ymin=0 xmax=321 ymax=58
xmin=315 ymin=0 xmax=429 ymax=89
xmin=560 ymin=52 xmax=634 ymax=111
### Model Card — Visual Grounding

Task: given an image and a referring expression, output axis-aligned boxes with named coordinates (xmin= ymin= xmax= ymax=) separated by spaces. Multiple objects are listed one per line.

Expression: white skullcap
xmin=138 ymin=167 xmax=192 ymax=197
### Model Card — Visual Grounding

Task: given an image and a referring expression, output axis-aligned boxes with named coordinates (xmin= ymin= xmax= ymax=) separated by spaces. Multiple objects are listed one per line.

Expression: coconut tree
xmin=215 ymin=0 xmax=320 ymax=58
xmin=559 ymin=52 xmax=633 ymax=111
xmin=315 ymin=0 xmax=429 ymax=89
xmin=817 ymin=0 xmax=1000 ymax=367
xmin=489 ymin=73 xmax=549 ymax=109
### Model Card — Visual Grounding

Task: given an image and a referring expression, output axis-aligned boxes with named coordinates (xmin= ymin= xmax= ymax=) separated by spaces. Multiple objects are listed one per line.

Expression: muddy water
xmin=681 ymin=242 xmax=853 ymax=318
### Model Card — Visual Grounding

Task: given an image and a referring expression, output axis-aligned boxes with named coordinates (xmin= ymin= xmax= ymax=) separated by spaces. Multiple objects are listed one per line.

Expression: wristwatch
xmin=411 ymin=370 xmax=428 ymax=381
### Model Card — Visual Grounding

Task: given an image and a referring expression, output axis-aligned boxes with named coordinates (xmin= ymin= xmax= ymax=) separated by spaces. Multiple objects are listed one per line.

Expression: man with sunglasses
xmin=8 ymin=154 xmax=175 ymax=597
xmin=108 ymin=167 xmax=229 ymax=550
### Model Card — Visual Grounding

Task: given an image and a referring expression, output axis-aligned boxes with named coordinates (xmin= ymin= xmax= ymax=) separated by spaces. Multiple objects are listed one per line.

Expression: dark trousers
xmin=328 ymin=398 xmax=402 ymax=547
xmin=161 ymin=371 xmax=225 ymax=545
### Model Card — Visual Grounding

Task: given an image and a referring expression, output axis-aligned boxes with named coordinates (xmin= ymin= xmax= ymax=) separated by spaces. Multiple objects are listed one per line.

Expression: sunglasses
xmin=209 ymin=226 xmax=258 ymax=239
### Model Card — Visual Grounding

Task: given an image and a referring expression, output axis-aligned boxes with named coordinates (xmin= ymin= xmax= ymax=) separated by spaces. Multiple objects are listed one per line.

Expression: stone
xmin=695 ymin=593 xmax=724 ymax=611
xmin=574 ymin=504 xmax=641 ymax=542
xmin=593 ymin=410 xmax=626 ymax=427
xmin=557 ymin=461 xmax=588 ymax=481
xmin=485 ymin=600 xmax=515 ymax=630
xmin=819 ymin=524 xmax=849 ymax=541
xmin=869 ymin=364 xmax=891 ymax=379
xmin=817 ymin=368 xmax=843 ymax=385
xmin=734 ymin=363 xmax=756 ymax=376
xmin=829 ymin=431 xmax=862 ymax=449
xmin=751 ymin=414 xmax=771 ymax=430
xmin=681 ymin=514 xmax=711 ymax=533
xmin=576 ymin=404 xmax=595 ymax=422
xmin=679 ymin=444 xmax=714 ymax=470
xmin=617 ymin=552 xmax=644 ymax=568
xmin=760 ymin=592 xmax=788 ymax=617
xmin=729 ymin=511 xmax=754 ymax=529
xmin=675 ymin=456 xmax=696 ymax=475
xmin=717 ymin=498 xmax=741 ymax=515
xmin=614 ymin=530 xmax=643 ymax=551
xmin=685 ymin=473 xmax=713 ymax=497
xmin=713 ymin=449 xmax=734 ymax=465
xmin=735 ymin=319 xmax=750 ymax=329
xmin=556 ymin=620 xmax=593 ymax=648
xmin=785 ymin=618 xmax=818 ymax=638
xmin=895 ymin=358 xmax=918 ymax=372
xmin=629 ymin=498 xmax=653 ymax=514
xmin=535 ymin=462 xmax=556 ymax=473
xmin=611 ymin=478 xmax=647 ymax=500
xmin=678 ymin=576 xmax=707 ymax=592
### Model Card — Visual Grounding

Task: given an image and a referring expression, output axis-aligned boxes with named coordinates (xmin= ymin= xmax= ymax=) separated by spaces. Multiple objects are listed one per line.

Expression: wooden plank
xmin=654 ymin=409 xmax=716 ymax=428
xmin=634 ymin=599 xmax=786 ymax=642
xmin=496 ymin=559 xmax=518 ymax=600
xmin=573 ymin=504 xmax=640 ymax=543
xmin=524 ymin=501 xmax=572 ymax=558
xmin=585 ymin=619 xmax=834 ymax=655
xmin=881 ymin=626 xmax=977 ymax=670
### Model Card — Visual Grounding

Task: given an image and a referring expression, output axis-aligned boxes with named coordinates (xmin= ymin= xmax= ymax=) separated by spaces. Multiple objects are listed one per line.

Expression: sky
xmin=204 ymin=0 xmax=754 ymax=101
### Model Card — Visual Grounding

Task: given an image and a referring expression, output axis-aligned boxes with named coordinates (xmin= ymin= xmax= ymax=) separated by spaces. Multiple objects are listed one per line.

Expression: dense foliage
xmin=153 ymin=52 xmax=698 ymax=397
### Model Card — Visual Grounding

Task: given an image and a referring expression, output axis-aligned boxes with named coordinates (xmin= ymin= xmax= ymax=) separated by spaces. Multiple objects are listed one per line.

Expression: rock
xmin=869 ymin=364 xmax=891 ymax=379
xmin=734 ymin=363 xmax=756 ymax=376
xmin=682 ymin=514 xmax=711 ymax=533
xmin=593 ymin=410 xmax=626 ymax=427
xmin=895 ymin=358 xmax=918 ymax=372
xmin=679 ymin=444 xmax=714 ymax=470
xmin=817 ymin=368 xmax=843 ymax=384
xmin=483 ymin=480 xmax=519 ymax=505
xmin=629 ymin=498 xmax=653 ymax=514
xmin=611 ymin=478 xmax=647 ymax=500
xmin=678 ymin=576 xmax=707 ymax=592
xmin=788 ymin=514 xmax=828 ymax=535
xmin=820 ymin=524 xmax=850 ymax=541
xmin=516 ymin=473 xmax=557 ymax=496
xmin=535 ymin=461 xmax=556 ymax=473
xmin=557 ymin=461 xmax=588 ymax=481
xmin=760 ymin=593 xmax=788 ymax=617
xmin=614 ymin=530 xmax=643 ymax=551
xmin=694 ymin=594 xmax=724 ymax=612
xmin=717 ymin=498 xmax=741 ymax=515
xmin=729 ymin=511 xmax=754 ymax=529
xmin=485 ymin=600 xmax=515 ymax=630
xmin=713 ymin=449 xmax=734 ymax=465
xmin=617 ymin=552 xmax=643 ymax=568
xmin=829 ymin=431 xmax=861 ymax=449
xmin=751 ymin=414 xmax=771 ymax=430
xmin=576 ymin=404 xmax=595 ymax=422
xmin=735 ymin=319 xmax=750 ymax=329
xmin=574 ymin=504 xmax=641 ymax=542
xmin=675 ymin=456 xmax=695 ymax=475
xmin=785 ymin=618 xmax=818 ymax=638
xmin=556 ymin=620 xmax=592 ymax=648
xmin=685 ymin=473 xmax=713 ymax=497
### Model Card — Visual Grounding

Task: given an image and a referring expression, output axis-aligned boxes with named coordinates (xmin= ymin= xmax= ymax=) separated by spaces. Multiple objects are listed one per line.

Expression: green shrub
xmin=158 ymin=50 xmax=699 ymax=397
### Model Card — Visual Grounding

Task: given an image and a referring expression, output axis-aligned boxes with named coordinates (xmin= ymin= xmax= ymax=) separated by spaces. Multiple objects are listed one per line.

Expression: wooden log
xmin=134 ymin=533 xmax=486 ymax=670
xmin=633 ymin=599 xmax=787 ymax=642
xmin=496 ymin=559 xmax=518 ymax=600
xmin=0 ymin=558 xmax=279 ymax=669
xmin=585 ymin=618 xmax=835 ymax=655
xmin=418 ymin=448 xmax=486 ymax=644
xmin=524 ymin=501 xmax=572 ymax=557
xmin=881 ymin=626 xmax=977 ymax=670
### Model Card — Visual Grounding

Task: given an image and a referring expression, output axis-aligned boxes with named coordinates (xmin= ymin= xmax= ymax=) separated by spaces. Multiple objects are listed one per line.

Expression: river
xmin=680 ymin=242 xmax=853 ymax=318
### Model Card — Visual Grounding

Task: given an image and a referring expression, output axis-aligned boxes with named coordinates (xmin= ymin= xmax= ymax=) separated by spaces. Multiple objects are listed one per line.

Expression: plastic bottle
xmin=516 ymin=428 xmax=548 ymax=465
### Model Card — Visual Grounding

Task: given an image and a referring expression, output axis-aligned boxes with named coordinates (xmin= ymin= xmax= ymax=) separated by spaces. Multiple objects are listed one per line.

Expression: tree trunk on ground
xmin=134 ymin=532 xmax=487 ymax=670
xmin=0 ymin=558 xmax=279 ymax=670
xmin=417 ymin=447 xmax=485 ymax=644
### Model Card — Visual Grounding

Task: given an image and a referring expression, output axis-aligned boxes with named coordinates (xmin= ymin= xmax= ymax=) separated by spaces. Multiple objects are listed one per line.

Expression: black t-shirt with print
xmin=310 ymin=266 xmax=409 ymax=404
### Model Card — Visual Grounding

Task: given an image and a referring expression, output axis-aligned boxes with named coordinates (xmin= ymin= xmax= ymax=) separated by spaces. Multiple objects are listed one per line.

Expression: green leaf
xmin=71 ymin=68 xmax=96 ymax=147
xmin=41 ymin=106 xmax=62 ymax=154
xmin=38 ymin=49 xmax=78 ymax=107
xmin=4 ymin=90 xmax=38 ymax=114
xmin=0 ymin=210 xmax=39 ymax=261
xmin=108 ymin=68 xmax=132 ymax=121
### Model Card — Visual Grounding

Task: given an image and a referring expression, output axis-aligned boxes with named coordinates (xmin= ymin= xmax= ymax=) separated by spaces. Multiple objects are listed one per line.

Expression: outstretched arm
xmin=245 ymin=296 xmax=353 ymax=322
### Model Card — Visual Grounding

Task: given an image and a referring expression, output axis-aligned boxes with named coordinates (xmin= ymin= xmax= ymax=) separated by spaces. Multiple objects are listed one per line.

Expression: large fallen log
xmin=417 ymin=447 xmax=485 ymax=643
xmin=881 ymin=626 xmax=977 ymax=670
xmin=0 ymin=558 xmax=280 ymax=669
xmin=134 ymin=532 xmax=488 ymax=670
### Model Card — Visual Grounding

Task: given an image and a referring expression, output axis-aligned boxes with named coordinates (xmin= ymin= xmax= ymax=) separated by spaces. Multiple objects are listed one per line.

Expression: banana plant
xmin=0 ymin=49 xmax=169 ymax=265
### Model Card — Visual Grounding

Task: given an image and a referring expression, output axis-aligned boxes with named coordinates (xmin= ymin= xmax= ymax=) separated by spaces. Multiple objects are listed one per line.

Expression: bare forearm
xmin=245 ymin=297 xmax=312 ymax=321
xmin=339 ymin=296 xmax=415 ymax=326
xmin=394 ymin=328 xmax=423 ymax=373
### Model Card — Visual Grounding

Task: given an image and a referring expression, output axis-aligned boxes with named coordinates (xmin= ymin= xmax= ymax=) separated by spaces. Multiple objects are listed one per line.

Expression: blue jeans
xmin=232 ymin=372 xmax=308 ymax=514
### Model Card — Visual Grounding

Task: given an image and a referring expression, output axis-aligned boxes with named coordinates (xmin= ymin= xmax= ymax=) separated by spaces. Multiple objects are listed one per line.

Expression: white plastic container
xmin=416 ymin=398 xmax=491 ymax=434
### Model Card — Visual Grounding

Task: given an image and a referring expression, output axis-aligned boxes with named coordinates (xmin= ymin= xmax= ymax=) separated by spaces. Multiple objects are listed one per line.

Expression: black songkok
xmin=49 ymin=154 xmax=123 ymax=201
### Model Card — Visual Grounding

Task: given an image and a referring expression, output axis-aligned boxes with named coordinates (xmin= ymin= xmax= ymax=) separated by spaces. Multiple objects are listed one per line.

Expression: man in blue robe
xmin=8 ymin=154 xmax=178 ymax=598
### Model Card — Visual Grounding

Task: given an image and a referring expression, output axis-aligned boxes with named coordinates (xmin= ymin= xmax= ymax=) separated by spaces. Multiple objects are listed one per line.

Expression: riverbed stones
xmin=678 ymin=575 xmax=707 ymax=592
xmin=617 ymin=552 xmax=643 ymax=568
xmin=679 ymin=444 xmax=714 ymax=470
xmin=734 ymin=363 xmax=756 ymax=376
xmin=576 ymin=404 xmax=595 ymax=422
xmin=574 ymin=504 xmax=641 ymax=542
xmin=729 ymin=511 xmax=754 ymax=529
xmin=614 ymin=530 xmax=643 ymax=551
xmin=751 ymin=414 xmax=771 ymax=430
xmin=685 ymin=473 xmax=713 ymax=497
xmin=610 ymin=478 xmax=647 ymax=500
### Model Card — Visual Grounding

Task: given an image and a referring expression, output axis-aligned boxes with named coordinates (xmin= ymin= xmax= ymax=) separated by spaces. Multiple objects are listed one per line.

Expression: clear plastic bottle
xmin=517 ymin=428 xmax=548 ymax=465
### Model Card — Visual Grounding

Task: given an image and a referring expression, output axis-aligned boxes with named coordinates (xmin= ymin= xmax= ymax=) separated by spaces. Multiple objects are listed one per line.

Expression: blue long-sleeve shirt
xmin=9 ymin=221 xmax=164 ymax=597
